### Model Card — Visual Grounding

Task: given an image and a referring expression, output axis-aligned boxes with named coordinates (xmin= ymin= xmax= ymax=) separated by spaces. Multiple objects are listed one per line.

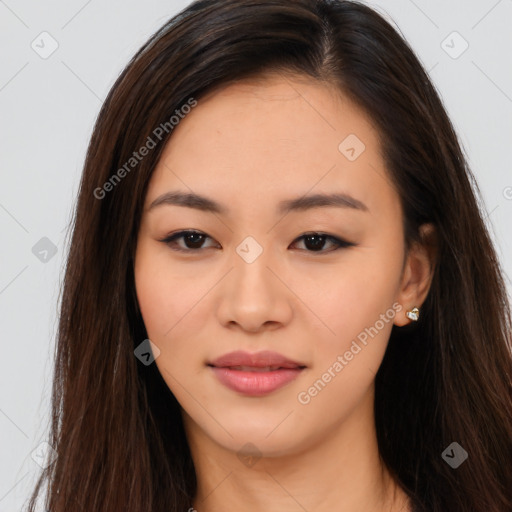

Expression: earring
xmin=406 ymin=307 xmax=420 ymax=322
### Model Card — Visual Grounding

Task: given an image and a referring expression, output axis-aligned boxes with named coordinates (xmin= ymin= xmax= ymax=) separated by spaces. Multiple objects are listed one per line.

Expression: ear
xmin=394 ymin=223 xmax=437 ymax=326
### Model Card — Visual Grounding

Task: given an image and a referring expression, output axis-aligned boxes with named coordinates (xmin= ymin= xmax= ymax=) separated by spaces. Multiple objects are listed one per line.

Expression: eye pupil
xmin=304 ymin=234 xmax=326 ymax=251
xmin=185 ymin=232 xmax=205 ymax=248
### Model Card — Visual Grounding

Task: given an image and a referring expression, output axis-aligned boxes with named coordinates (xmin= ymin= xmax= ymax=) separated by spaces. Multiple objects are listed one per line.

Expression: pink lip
xmin=208 ymin=350 xmax=306 ymax=396
xmin=209 ymin=350 xmax=304 ymax=369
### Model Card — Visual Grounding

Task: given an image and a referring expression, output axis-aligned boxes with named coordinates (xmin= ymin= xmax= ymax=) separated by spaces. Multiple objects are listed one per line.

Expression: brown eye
xmin=160 ymin=230 xmax=355 ymax=254
xmin=161 ymin=230 xmax=218 ymax=252
xmin=290 ymin=233 xmax=355 ymax=253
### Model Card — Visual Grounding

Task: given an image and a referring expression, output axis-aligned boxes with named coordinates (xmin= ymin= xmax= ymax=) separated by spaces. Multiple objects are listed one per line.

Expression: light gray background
xmin=1 ymin=0 xmax=511 ymax=510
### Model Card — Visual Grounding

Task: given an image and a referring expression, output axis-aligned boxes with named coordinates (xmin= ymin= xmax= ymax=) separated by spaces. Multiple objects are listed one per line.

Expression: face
xmin=134 ymin=73 xmax=414 ymax=457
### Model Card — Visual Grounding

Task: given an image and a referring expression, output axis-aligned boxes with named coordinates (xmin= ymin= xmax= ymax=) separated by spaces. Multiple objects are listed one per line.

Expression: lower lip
xmin=210 ymin=366 xmax=304 ymax=396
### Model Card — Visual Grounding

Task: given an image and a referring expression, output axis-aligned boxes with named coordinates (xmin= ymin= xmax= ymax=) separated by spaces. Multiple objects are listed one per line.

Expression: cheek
xmin=136 ymin=278 xmax=207 ymax=350
xmin=134 ymin=243 xmax=195 ymax=341
xmin=300 ymin=246 xmax=403 ymax=371
xmin=310 ymin=263 xmax=400 ymax=338
xmin=134 ymin=259 xmax=169 ymax=338
xmin=134 ymin=245 xmax=219 ymax=380
xmin=293 ymin=268 xmax=398 ymax=414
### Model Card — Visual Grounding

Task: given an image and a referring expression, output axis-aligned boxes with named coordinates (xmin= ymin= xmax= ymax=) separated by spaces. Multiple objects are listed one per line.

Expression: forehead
xmin=145 ymin=73 xmax=395 ymax=219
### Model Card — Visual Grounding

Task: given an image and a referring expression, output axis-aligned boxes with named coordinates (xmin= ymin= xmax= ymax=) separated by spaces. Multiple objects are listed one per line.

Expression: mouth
xmin=207 ymin=350 xmax=307 ymax=396
xmin=213 ymin=365 xmax=302 ymax=372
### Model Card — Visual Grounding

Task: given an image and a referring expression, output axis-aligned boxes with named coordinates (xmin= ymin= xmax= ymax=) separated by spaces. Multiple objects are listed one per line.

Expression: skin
xmin=134 ymin=72 xmax=436 ymax=512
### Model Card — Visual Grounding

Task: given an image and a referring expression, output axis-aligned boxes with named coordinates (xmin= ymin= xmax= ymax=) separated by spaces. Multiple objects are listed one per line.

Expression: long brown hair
xmin=25 ymin=1 xmax=512 ymax=511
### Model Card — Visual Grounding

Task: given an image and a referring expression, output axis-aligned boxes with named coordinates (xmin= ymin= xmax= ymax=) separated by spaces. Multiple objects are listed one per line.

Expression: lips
xmin=208 ymin=350 xmax=305 ymax=370
xmin=208 ymin=350 xmax=306 ymax=396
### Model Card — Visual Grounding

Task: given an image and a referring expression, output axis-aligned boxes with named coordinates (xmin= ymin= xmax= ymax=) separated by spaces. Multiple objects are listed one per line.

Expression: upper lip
xmin=208 ymin=350 xmax=306 ymax=369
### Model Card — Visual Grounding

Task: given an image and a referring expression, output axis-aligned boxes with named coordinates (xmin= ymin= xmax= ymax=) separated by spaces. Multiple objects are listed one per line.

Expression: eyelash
xmin=159 ymin=230 xmax=355 ymax=254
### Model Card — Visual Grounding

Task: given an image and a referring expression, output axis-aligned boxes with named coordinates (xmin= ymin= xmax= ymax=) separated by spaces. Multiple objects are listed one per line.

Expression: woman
xmin=26 ymin=1 xmax=512 ymax=511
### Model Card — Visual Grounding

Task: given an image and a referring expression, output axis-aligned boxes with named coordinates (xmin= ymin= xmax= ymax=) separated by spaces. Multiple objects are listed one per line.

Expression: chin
xmin=219 ymin=430 xmax=303 ymax=460
xmin=186 ymin=407 xmax=306 ymax=458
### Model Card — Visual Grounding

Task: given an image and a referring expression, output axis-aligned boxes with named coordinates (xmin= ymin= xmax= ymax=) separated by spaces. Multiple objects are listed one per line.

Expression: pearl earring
xmin=405 ymin=307 xmax=420 ymax=322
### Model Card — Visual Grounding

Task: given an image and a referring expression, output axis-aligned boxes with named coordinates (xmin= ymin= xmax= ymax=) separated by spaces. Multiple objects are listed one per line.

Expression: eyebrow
xmin=147 ymin=190 xmax=369 ymax=215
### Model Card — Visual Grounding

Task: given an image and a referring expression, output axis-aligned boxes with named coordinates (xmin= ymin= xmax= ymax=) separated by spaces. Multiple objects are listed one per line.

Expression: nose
xmin=216 ymin=247 xmax=294 ymax=334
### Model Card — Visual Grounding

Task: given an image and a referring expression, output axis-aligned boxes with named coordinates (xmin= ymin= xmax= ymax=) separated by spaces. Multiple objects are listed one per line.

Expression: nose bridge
xmin=216 ymin=233 xmax=293 ymax=331
xmin=232 ymin=234 xmax=277 ymax=298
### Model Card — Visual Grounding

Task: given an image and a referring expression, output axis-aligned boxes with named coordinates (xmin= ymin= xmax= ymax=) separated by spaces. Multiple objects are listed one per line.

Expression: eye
xmin=290 ymin=232 xmax=355 ymax=253
xmin=160 ymin=230 xmax=355 ymax=254
xmin=160 ymin=230 xmax=218 ymax=252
